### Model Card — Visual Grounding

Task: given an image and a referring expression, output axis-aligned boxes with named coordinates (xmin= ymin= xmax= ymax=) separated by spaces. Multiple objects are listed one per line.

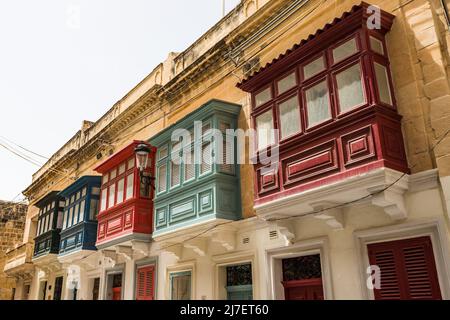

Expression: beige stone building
xmin=0 ymin=201 xmax=27 ymax=300
xmin=3 ymin=0 xmax=450 ymax=300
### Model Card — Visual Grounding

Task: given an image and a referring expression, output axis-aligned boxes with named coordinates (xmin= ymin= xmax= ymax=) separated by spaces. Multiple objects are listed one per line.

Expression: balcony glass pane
xmin=100 ymin=189 xmax=107 ymax=211
xmin=171 ymin=161 xmax=181 ymax=187
xmin=336 ymin=63 xmax=365 ymax=112
xmin=125 ymin=173 xmax=134 ymax=200
xmin=304 ymin=56 xmax=325 ymax=79
xmin=79 ymin=200 xmax=85 ymax=222
xmin=279 ymin=96 xmax=301 ymax=139
xmin=157 ymin=164 xmax=167 ymax=193
xmin=108 ymin=184 xmax=115 ymax=209
xmin=255 ymin=87 xmax=272 ymax=107
xmin=370 ymin=36 xmax=384 ymax=55
xmin=277 ymin=72 xmax=296 ymax=94
xmin=374 ymin=62 xmax=393 ymax=105
xmin=201 ymin=142 xmax=212 ymax=174
xmin=256 ymin=110 xmax=275 ymax=150
xmin=333 ymin=38 xmax=357 ymax=62
xmin=117 ymin=178 xmax=124 ymax=204
xmin=184 ymin=148 xmax=195 ymax=181
xmin=73 ymin=203 xmax=79 ymax=225
xmin=90 ymin=199 xmax=99 ymax=220
xmin=305 ymin=80 xmax=331 ymax=127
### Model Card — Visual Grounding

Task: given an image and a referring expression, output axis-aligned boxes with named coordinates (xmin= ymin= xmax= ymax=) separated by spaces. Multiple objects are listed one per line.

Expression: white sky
xmin=0 ymin=0 xmax=241 ymax=201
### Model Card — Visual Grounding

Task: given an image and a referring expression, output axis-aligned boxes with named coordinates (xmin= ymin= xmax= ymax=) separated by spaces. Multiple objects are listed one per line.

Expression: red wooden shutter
xmin=136 ymin=265 xmax=155 ymax=300
xmin=368 ymin=236 xmax=442 ymax=300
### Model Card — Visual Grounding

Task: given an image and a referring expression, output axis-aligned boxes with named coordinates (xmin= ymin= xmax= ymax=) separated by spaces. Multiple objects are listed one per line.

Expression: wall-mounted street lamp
xmin=134 ymin=142 xmax=155 ymax=192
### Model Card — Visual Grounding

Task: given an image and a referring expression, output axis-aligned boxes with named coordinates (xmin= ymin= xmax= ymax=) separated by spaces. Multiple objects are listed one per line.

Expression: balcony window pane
xmin=79 ymin=200 xmax=85 ymax=222
xmin=185 ymin=148 xmax=195 ymax=181
xmin=70 ymin=195 xmax=75 ymax=204
xmin=140 ymin=176 xmax=151 ymax=198
xmin=108 ymin=184 xmax=116 ymax=209
xmin=157 ymin=164 xmax=167 ymax=193
xmin=277 ymin=72 xmax=296 ymax=94
xmin=57 ymin=211 xmax=63 ymax=229
xmin=304 ymin=56 xmax=325 ymax=79
xmin=336 ymin=64 xmax=365 ymax=112
xmin=62 ymin=211 xmax=68 ymax=230
xmin=125 ymin=173 xmax=134 ymax=200
xmin=68 ymin=208 xmax=73 ymax=228
xmin=158 ymin=146 xmax=168 ymax=160
xmin=118 ymin=163 xmax=126 ymax=175
xmin=81 ymin=187 xmax=87 ymax=197
xmin=255 ymin=87 xmax=272 ymax=107
xmin=374 ymin=63 xmax=393 ymax=105
xmin=127 ymin=157 xmax=135 ymax=169
xmin=37 ymin=219 xmax=41 ymax=235
xmin=110 ymin=169 xmax=117 ymax=180
xmin=171 ymin=161 xmax=181 ymax=187
xmin=76 ymin=191 xmax=81 ymax=201
xmin=256 ymin=110 xmax=275 ymax=150
xmin=100 ymin=189 xmax=107 ymax=211
xmin=117 ymin=178 xmax=124 ymax=204
xmin=370 ymin=36 xmax=384 ymax=55
xmin=201 ymin=142 xmax=212 ymax=174
xmin=220 ymin=139 xmax=234 ymax=174
xmin=49 ymin=212 xmax=54 ymax=230
xmin=279 ymin=96 xmax=301 ymax=139
xmin=73 ymin=203 xmax=79 ymax=225
xmin=44 ymin=215 xmax=49 ymax=232
xmin=92 ymin=187 xmax=100 ymax=196
xmin=102 ymin=174 xmax=109 ymax=185
xmin=306 ymin=80 xmax=331 ymax=127
xmin=51 ymin=202 xmax=55 ymax=209
xmin=90 ymin=199 xmax=99 ymax=220
xmin=333 ymin=38 xmax=357 ymax=62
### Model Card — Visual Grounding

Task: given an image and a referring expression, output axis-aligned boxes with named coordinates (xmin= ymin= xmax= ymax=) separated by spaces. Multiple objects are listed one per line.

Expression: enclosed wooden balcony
xmin=94 ymin=141 xmax=156 ymax=249
xmin=237 ymin=3 xmax=409 ymax=222
xmin=3 ymin=242 xmax=34 ymax=279
xmin=32 ymin=191 xmax=65 ymax=261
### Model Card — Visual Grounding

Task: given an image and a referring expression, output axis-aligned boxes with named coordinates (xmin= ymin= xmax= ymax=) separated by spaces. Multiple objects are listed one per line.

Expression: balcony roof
xmin=35 ymin=191 xmax=62 ymax=208
xmin=58 ymin=176 xmax=101 ymax=198
xmin=237 ymin=2 xmax=395 ymax=91
xmin=94 ymin=140 xmax=155 ymax=174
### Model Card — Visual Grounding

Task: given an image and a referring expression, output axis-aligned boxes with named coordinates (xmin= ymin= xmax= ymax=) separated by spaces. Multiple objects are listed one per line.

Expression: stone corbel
xmin=269 ymin=221 xmax=296 ymax=246
xmin=163 ymin=243 xmax=183 ymax=260
xmin=102 ymin=250 xmax=117 ymax=268
xmin=368 ymin=185 xmax=407 ymax=220
xmin=310 ymin=201 xmax=345 ymax=230
xmin=116 ymin=246 xmax=133 ymax=261
xmin=132 ymin=241 xmax=150 ymax=256
xmin=48 ymin=262 xmax=61 ymax=273
xmin=211 ymin=229 xmax=236 ymax=251
xmin=184 ymin=238 xmax=207 ymax=256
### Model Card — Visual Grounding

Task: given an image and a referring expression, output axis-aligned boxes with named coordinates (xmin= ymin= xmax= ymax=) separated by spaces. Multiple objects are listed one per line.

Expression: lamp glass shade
xmin=135 ymin=144 xmax=150 ymax=172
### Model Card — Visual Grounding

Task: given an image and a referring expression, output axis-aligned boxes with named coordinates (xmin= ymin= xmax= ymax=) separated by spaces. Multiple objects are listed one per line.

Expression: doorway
xmin=38 ymin=281 xmax=47 ymax=300
xmin=281 ymin=254 xmax=324 ymax=300
xmin=53 ymin=276 xmax=64 ymax=300
xmin=105 ymin=272 xmax=123 ymax=300
xmin=91 ymin=277 xmax=100 ymax=300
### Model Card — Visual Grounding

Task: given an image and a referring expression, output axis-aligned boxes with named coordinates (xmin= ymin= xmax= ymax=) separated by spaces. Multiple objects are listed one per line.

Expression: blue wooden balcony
xmin=58 ymin=176 xmax=101 ymax=257
xmin=150 ymin=100 xmax=242 ymax=238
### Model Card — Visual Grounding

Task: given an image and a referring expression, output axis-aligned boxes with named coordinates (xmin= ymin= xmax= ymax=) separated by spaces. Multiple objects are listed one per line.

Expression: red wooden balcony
xmin=238 ymin=3 xmax=409 ymax=211
xmin=94 ymin=141 xmax=156 ymax=248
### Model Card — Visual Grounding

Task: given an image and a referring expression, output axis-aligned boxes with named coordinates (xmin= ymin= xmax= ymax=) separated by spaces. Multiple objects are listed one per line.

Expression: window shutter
xmin=368 ymin=236 xmax=441 ymax=300
xmin=136 ymin=265 xmax=155 ymax=300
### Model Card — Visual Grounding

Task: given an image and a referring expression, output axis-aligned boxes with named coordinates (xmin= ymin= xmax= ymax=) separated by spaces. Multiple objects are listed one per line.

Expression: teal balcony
xmin=150 ymin=100 xmax=242 ymax=238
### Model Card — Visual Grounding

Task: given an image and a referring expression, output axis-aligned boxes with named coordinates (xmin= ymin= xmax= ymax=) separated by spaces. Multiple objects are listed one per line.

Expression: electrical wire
xmin=0 ymin=136 xmax=49 ymax=160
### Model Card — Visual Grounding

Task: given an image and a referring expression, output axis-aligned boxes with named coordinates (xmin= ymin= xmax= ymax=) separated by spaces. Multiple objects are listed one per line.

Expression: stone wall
xmin=0 ymin=201 xmax=27 ymax=300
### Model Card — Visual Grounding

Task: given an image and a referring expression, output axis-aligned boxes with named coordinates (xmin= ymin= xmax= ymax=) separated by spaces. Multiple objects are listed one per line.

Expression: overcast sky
xmin=0 ymin=0 xmax=241 ymax=201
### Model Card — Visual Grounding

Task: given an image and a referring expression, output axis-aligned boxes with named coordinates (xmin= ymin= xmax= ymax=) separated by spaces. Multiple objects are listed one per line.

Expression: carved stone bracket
xmin=184 ymin=239 xmax=207 ymax=256
xmin=132 ymin=241 xmax=150 ymax=256
xmin=269 ymin=221 xmax=296 ymax=246
xmin=163 ymin=243 xmax=183 ymax=260
xmin=368 ymin=185 xmax=408 ymax=220
xmin=116 ymin=246 xmax=133 ymax=261
xmin=210 ymin=229 xmax=236 ymax=251
xmin=102 ymin=250 xmax=117 ymax=268
xmin=310 ymin=201 xmax=345 ymax=230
